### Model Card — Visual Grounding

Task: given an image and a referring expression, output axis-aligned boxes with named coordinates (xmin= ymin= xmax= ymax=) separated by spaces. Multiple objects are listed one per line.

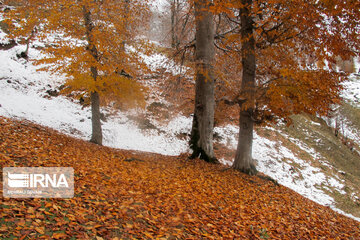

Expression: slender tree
xmin=82 ymin=5 xmax=102 ymax=144
xmin=170 ymin=0 xmax=179 ymax=48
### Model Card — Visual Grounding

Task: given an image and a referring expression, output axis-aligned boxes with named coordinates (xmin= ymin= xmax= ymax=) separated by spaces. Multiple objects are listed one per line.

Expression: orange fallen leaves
xmin=51 ymin=232 xmax=68 ymax=239
xmin=0 ymin=116 xmax=359 ymax=239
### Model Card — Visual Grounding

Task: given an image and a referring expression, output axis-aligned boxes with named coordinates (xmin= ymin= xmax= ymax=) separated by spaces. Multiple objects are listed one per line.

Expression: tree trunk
xmin=90 ymin=90 xmax=102 ymax=145
xmin=171 ymin=0 xmax=180 ymax=49
xmin=24 ymin=28 xmax=36 ymax=58
xmin=83 ymin=6 xmax=103 ymax=145
xmin=189 ymin=0 xmax=216 ymax=163
xmin=232 ymin=0 xmax=257 ymax=175
xmin=171 ymin=0 xmax=176 ymax=48
xmin=122 ymin=0 xmax=130 ymax=48
xmin=233 ymin=109 xmax=257 ymax=174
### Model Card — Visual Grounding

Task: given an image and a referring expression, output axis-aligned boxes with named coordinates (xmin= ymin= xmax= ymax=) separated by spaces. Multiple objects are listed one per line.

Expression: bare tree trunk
xmin=189 ymin=0 xmax=217 ymax=163
xmin=83 ymin=6 xmax=103 ymax=145
xmin=232 ymin=0 xmax=257 ymax=174
xmin=171 ymin=0 xmax=180 ymax=49
xmin=90 ymin=89 xmax=102 ymax=145
xmin=24 ymin=28 xmax=36 ymax=58
xmin=171 ymin=0 xmax=176 ymax=48
xmin=122 ymin=0 xmax=130 ymax=47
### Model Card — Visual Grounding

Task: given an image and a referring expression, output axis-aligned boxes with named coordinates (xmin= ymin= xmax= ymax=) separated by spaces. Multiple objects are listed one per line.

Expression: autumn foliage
xmin=1 ymin=117 xmax=359 ymax=239
xmin=1 ymin=0 xmax=360 ymax=237
xmin=3 ymin=0 xmax=155 ymax=145
xmin=212 ymin=0 xmax=359 ymax=122
xmin=4 ymin=0 xmax=150 ymax=108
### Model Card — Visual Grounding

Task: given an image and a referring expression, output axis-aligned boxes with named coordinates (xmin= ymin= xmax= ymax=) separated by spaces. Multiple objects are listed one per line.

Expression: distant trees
xmin=170 ymin=0 xmax=181 ymax=49
xmin=4 ymin=0 xmax=151 ymax=145
xmin=2 ymin=0 xmax=48 ymax=57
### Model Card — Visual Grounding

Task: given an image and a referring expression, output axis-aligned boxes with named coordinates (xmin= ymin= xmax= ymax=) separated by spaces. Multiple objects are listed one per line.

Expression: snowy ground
xmin=342 ymin=78 xmax=360 ymax=108
xmin=0 ymin=46 xmax=190 ymax=156
xmin=341 ymin=58 xmax=360 ymax=108
xmin=330 ymin=67 xmax=360 ymax=150
xmin=214 ymin=125 xmax=359 ymax=221
xmin=0 ymin=38 xmax=359 ymax=221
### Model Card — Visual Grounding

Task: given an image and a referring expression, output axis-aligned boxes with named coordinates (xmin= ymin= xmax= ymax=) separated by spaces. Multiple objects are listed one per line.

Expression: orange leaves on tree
xmin=210 ymin=0 xmax=359 ymax=124
xmin=4 ymin=0 xmax=152 ymax=110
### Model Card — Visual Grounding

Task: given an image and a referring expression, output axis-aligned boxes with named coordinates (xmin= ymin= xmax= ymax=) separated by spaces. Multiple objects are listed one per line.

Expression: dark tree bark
xmin=83 ymin=6 xmax=102 ymax=145
xmin=123 ymin=0 xmax=130 ymax=44
xmin=170 ymin=0 xmax=180 ymax=49
xmin=232 ymin=0 xmax=257 ymax=175
xmin=90 ymin=89 xmax=102 ymax=145
xmin=189 ymin=0 xmax=217 ymax=163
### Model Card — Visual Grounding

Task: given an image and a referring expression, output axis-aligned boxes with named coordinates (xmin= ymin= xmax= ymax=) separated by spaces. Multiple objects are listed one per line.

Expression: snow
xmin=102 ymin=114 xmax=191 ymax=155
xmin=0 ymin=30 xmax=8 ymax=43
xmin=152 ymin=0 xmax=170 ymax=12
xmin=341 ymin=58 xmax=360 ymax=107
xmin=0 ymin=29 xmax=359 ymax=222
xmin=214 ymin=125 xmax=347 ymax=207
xmin=142 ymin=52 xmax=188 ymax=76
xmin=329 ymin=113 xmax=360 ymax=144
xmin=342 ymin=77 xmax=360 ymax=108
xmin=0 ymin=45 xmax=190 ymax=156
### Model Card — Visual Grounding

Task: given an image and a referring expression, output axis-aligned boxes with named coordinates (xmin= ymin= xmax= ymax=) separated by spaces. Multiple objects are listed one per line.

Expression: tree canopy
xmin=4 ymin=0 xmax=152 ymax=109
xmin=213 ymin=0 xmax=359 ymax=123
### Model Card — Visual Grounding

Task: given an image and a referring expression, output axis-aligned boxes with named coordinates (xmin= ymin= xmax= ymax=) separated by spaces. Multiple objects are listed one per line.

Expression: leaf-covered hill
xmin=0 ymin=116 xmax=359 ymax=239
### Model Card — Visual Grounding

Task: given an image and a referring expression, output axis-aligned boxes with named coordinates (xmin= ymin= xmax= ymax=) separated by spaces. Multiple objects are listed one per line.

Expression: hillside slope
xmin=1 ymin=6 xmax=360 ymax=221
xmin=1 ymin=117 xmax=359 ymax=239
xmin=1 ymin=41 xmax=360 ymax=220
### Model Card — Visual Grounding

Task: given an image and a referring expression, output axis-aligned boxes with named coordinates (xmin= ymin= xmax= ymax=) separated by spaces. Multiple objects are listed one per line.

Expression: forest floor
xmin=1 ymin=116 xmax=359 ymax=239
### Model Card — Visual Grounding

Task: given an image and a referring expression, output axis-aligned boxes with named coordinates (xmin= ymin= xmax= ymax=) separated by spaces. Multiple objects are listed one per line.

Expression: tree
xmin=189 ymin=0 xmax=217 ymax=162
xmin=82 ymin=5 xmax=102 ymax=144
xmin=3 ymin=0 xmax=49 ymax=58
xmin=4 ymin=0 xmax=151 ymax=145
xmin=232 ymin=0 xmax=257 ymax=174
xmin=170 ymin=0 xmax=180 ymax=49
xmin=155 ymin=0 xmax=193 ymax=49
xmin=212 ymin=0 xmax=360 ymax=174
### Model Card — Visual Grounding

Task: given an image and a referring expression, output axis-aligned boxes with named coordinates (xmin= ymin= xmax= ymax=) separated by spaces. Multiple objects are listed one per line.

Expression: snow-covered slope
xmin=0 ymin=32 xmax=359 ymax=221
xmin=215 ymin=124 xmax=360 ymax=221
xmin=342 ymin=58 xmax=360 ymax=108
xmin=0 ymin=45 xmax=192 ymax=155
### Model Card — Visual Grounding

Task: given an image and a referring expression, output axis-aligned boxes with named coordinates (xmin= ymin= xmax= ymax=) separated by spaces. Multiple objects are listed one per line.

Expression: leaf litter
xmin=0 ymin=117 xmax=359 ymax=239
